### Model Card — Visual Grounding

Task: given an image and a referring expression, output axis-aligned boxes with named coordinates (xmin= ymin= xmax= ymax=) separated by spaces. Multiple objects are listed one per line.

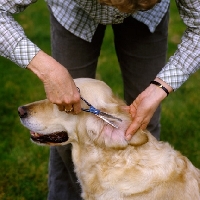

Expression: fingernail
xmin=126 ymin=134 xmax=131 ymax=141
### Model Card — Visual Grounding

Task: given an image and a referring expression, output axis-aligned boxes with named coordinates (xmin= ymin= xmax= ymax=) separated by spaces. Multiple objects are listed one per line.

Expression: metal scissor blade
xmin=77 ymin=87 xmax=122 ymax=128
xmin=99 ymin=111 xmax=122 ymax=122
xmin=96 ymin=114 xmax=119 ymax=129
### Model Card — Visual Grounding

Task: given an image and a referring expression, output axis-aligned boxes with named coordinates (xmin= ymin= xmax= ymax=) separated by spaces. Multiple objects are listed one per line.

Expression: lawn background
xmin=0 ymin=1 xmax=200 ymax=199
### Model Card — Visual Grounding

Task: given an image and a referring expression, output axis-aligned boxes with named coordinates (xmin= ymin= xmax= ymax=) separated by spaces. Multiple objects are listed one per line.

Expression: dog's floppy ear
xmin=128 ymin=129 xmax=148 ymax=146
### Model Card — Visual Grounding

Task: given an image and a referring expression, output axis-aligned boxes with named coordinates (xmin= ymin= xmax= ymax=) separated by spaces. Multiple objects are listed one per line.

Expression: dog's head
xmin=18 ymin=78 xmax=148 ymax=148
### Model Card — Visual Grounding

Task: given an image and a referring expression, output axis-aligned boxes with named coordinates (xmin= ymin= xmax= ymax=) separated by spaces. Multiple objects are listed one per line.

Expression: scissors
xmin=77 ymin=87 xmax=122 ymax=129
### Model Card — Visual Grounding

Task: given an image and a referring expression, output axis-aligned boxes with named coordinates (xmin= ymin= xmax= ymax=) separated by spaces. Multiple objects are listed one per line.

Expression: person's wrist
xmin=150 ymin=81 xmax=169 ymax=96
xmin=148 ymin=83 xmax=167 ymax=101
xmin=27 ymin=50 xmax=49 ymax=80
xmin=27 ymin=51 xmax=67 ymax=83
xmin=148 ymin=77 xmax=173 ymax=101
xmin=154 ymin=78 xmax=173 ymax=94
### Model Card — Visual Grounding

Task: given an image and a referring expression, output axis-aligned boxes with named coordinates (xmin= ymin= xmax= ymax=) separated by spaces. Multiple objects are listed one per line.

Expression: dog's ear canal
xmin=128 ymin=130 xmax=148 ymax=146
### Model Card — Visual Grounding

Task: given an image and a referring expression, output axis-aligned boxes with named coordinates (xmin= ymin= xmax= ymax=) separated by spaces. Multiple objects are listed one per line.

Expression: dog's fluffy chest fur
xmin=72 ymin=135 xmax=200 ymax=200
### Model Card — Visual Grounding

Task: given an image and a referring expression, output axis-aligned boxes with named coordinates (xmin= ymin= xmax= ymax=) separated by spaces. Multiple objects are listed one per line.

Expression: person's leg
xmin=112 ymin=11 xmax=169 ymax=140
xmin=48 ymin=11 xmax=106 ymax=200
xmin=48 ymin=145 xmax=82 ymax=200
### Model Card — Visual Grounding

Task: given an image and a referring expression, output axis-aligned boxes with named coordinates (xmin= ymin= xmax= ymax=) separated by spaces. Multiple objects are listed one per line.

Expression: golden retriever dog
xmin=18 ymin=78 xmax=200 ymax=200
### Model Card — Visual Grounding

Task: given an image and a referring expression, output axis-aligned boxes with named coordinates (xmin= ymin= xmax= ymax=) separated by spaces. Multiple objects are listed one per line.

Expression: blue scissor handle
xmin=89 ymin=106 xmax=100 ymax=115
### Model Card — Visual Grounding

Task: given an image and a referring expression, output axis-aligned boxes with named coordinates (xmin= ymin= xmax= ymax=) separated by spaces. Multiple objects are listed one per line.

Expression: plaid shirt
xmin=0 ymin=0 xmax=168 ymax=65
xmin=1 ymin=0 xmax=198 ymax=90
xmin=157 ymin=0 xmax=200 ymax=90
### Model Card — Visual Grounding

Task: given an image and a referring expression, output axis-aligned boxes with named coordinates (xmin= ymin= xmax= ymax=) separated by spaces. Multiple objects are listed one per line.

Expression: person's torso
xmin=46 ymin=0 xmax=170 ymax=41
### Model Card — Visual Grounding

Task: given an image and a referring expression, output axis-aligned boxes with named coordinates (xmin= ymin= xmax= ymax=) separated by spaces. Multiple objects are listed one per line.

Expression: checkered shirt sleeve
xmin=0 ymin=0 xmax=40 ymax=68
xmin=157 ymin=0 xmax=200 ymax=90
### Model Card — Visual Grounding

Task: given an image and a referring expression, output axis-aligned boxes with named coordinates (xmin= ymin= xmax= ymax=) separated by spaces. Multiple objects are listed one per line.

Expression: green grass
xmin=0 ymin=1 xmax=199 ymax=199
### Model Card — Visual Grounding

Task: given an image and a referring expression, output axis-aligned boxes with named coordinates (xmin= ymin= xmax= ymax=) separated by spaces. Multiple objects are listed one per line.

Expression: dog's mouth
xmin=30 ymin=131 xmax=68 ymax=144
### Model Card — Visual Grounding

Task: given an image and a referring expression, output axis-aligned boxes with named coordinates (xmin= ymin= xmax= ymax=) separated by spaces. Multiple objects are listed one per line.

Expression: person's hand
xmin=27 ymin=51 xmax=81 ymax=113
xmin=125 ymin=78 xmax=173 ymax=140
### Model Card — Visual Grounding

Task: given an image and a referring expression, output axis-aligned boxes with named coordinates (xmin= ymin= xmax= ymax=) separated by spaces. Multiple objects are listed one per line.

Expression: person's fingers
xmin=55 ymin=87 xmax=80 ymax=113
xmin=125 ymin=116 xmax=151 ymax=140
xmin=129 ymin=103 xmax=137 ymax=118
xmin=73 ymin=101 xmax=81 ymax=114
xmin=140 ymin=122 xmax=148 ymax=131
xmin=125 ymin=120 xmax=141 ymax=140
xmin=57 ymin=104 xmax=65 ymax=111
xmin=64 ymin=105 xmax=74 ymax=112
xmin=57 ymin=104 xmax=73 ymax=112
xmin=120 ymin=106 xmax=130 ymax=112
xmin=124 ymin=100 xmax=140 ymax=140
xmin=68 ymin=87 xmax=81 ymax=114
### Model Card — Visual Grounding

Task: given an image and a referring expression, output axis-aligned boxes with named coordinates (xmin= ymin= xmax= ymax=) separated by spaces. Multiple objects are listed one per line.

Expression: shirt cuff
xmin=9 ymin=38 xmax=41 ymax=68
xmin=157 ymin=64 xmax=189 ymax=91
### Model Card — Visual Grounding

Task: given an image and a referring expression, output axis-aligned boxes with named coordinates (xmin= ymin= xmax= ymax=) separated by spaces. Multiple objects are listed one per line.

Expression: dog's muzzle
xmin=18 ymin=106 xmax=69 ymax=144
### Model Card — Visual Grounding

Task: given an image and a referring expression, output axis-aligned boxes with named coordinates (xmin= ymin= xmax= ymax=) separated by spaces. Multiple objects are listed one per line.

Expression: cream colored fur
xmin=19 ymin=78 xmax=200 ymax=200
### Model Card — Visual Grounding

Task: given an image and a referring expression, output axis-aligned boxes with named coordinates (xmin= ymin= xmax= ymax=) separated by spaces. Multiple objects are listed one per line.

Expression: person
xmin=1 ymin=0 xmax=170 ymax=199
xmin=125 ymin=0 xmax=200 ymax=140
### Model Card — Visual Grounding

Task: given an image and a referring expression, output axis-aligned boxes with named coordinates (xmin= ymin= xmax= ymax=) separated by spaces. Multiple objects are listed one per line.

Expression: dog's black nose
xmin=18 ymin=106 xmax=28 ymax=118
